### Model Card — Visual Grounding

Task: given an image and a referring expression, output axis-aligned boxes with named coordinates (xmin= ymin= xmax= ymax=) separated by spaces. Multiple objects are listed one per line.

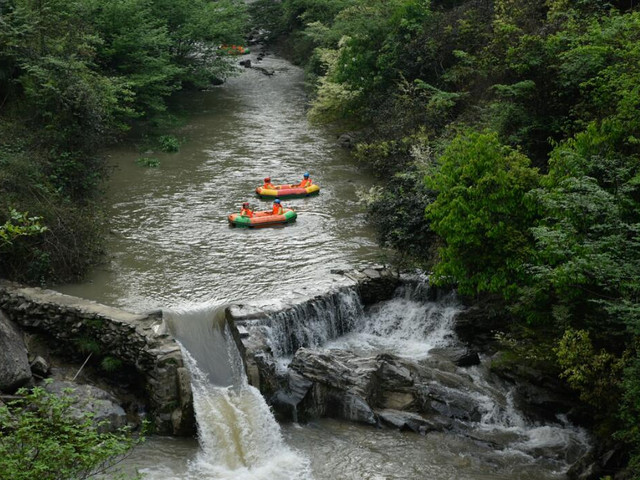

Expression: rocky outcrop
xmin=45 ymin=380 xmax=128 ymax=433
xmin=280 ymin=347 xmax=485 ymax=432
xmin=0 ymin=311 xmax=32 ymax=392
xmin=0 ymin=281 xmax=194 ymax=435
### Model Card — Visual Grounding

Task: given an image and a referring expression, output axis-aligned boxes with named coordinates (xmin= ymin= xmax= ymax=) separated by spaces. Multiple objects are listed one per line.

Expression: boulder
xmin=45 ymin=380 xmax=127 ymax=433
xmin=0 ymin=311 xmax=32 ymax=392
xmin=337 ymin=133 xmax=357 ymax=149
xmin=30 ymin=355 xmax=50 ymax=377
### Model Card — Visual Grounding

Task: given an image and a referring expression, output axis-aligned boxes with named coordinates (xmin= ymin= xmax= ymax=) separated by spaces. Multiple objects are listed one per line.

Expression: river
xmin=58 ymin=48 xmax=589 ymax=479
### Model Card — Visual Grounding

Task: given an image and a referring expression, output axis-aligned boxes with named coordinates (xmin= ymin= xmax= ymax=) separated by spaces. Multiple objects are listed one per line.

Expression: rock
xmin=453 ymin=295 xmax=510 ymax=350
xmin=337 ymin=133 xmax=357 ymax=149
xmin=429 ymin=347 xmax=480 ymax=367
xmin=239 ymin=59 xmax=251 ymax=68
xmin=0 ymin=310 xmax=32 ymax=392
xmin=341 ymin=392 xmax=376 ymax=424
xmin=253 ymin=66 xmax=274 ymax=76
xmin=490 ymin=352 xmax=577 ymax=422
xmin=376 ymin=409 xmax=450 ymax=434
xmin=30 ymin=355 xmax=50 ymax=377
xmin=454 ymin=351 xmax=480 ymax=367
xmin=45 ymin=380 xmax=127 ymax=433
xmin=0 ymin=281 xmax=195 ymax=435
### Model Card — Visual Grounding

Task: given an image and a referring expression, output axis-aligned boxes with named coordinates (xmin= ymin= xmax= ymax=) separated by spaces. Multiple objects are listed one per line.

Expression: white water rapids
xmin=120 ymin=286 xmax=590 ymax=480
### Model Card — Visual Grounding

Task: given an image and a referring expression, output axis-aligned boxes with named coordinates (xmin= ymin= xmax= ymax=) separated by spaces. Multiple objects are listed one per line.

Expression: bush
xmin=0 ymin=386 xmax=144 ymax=480
xmin=158 ymin=135 xmax=180 ymax=152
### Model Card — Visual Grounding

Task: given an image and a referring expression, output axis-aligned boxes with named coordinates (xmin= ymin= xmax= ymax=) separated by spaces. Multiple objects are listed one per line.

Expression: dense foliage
xmin=0 ymin=0 xmax=248 ymax=282
xmin=0 ymin=386 xmax=143 ymax=479
xmin=252 ymin=0 xmax=640 ymax=474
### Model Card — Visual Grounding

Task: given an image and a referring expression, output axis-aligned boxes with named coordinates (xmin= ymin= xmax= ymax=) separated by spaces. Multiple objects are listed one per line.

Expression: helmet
xmin=242 ymin=202 xmax=249 ymax=207
xmin=274 ymin=199 xmax=281 ymax=204
xmin=303 ymin=172 xmax=310 ymax=178
xmin=264 ymin=177 xmax=271 ymax=182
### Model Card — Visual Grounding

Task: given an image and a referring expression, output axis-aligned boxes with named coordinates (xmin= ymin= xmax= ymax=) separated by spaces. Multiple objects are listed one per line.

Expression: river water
xmin=58 ymin=50 xmax=379 ymax=312
xmin=58 ymin=50 xmax=589 ymax=479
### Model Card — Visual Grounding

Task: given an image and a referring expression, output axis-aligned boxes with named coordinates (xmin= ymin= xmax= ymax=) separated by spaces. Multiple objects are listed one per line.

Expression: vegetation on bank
xmin=0 ymin=0 xmax=248 ymax=283
xmin=250 ymin=0 xmax=640 ymax=474
xmin=0 ymin=385 xmax=144 ymax=479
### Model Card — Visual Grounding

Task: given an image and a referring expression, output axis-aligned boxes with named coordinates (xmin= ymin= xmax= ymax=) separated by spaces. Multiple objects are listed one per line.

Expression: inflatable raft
xmin=228 ymin=209 xmax=297 ymax=227
xmin=219 ymin=45 xmax=250 ymax=55
xmin=256 ymin=184 xmax=320 ymax=199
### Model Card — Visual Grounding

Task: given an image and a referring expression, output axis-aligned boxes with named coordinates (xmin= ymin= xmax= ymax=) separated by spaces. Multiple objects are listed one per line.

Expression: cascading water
xmin=156 ymin=304 xmax=312 ymax=480
xmin=262 ymin=279 xmax=591 ymax=477
xmin=263 ymin=287 xmax=364 ymax=358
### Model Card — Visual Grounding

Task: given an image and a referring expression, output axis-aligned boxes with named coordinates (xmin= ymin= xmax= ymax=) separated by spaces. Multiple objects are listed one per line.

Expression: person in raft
xmin=240 ymin=202 xmax=253 ymax=217
xmin=263 ymin=177 xmax=276 ymax=189
xmin=272 ymin=198 xmax=284 ymax=215
xmin=295 ymin=172 xmax=312 ymax=188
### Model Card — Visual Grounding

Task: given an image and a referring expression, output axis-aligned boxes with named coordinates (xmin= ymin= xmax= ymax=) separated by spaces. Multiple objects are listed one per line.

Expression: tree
xmin=425 ymin=131 xmax=540 ymax=297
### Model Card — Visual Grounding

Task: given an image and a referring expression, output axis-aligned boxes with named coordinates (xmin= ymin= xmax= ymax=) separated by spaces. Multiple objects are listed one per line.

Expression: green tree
xmin=425 ymin=131 xmax=540 ymax=297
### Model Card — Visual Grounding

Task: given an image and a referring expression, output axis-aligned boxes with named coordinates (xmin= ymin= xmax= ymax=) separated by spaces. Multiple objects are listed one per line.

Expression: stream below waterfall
xmin=57 ymin=47 xmax=590 ymax=479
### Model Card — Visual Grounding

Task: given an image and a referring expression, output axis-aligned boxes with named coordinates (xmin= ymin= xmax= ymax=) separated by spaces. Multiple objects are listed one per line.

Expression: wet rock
xmin=490 ymin=352 xmax=576 ymax=422
xmin=376 ymin=409 xmax=449 ymax=434
xmin=337 ymin=133 xmax=357 ymax=149
xmin=45 ymin=380 xmax=127 ymax=433
xmin=253 ymin=66 xmax=274 ymax=76
xmin=0 ymin=310 xmax=32 ymax=392
xmin=453 ymin=295 xmax=509 ymax=351
xmin=30 ymin=355 xmax=50 ymax=377
xmin=341 ymin=392 xmax=376 ymax=424
xmin=239 ymin=59 xmax=251 ymax=68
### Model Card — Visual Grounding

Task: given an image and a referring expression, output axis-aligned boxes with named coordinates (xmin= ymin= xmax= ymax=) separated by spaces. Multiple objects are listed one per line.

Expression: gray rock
xmin=0 ymin=310 xmax=32 ymax=392
xmin=337 ymin=133 xmax=357 ymax=149
xmin=30 ymin=355 xmax=50 ymax=377
xmin=376 ymin=409 xmax=449 ymax=434
xmin=45 ymin=380 xmax=127 ymax=433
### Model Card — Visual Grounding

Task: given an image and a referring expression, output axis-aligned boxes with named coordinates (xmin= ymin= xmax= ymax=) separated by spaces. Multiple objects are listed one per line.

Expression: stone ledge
xmin=0 ymin=280 xmax=194 ymax=436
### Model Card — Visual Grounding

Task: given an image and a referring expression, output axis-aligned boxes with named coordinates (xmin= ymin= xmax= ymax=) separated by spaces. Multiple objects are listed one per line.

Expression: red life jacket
xmin=240 ymin=208 xmax=253 ymax=217
xmin=272 ymin=204 xmax=283 ymax=215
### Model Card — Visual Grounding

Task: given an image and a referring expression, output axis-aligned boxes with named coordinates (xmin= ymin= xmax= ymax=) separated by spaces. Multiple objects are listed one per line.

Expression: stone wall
xmin=0 ymin=281 xmax=194 ymax=435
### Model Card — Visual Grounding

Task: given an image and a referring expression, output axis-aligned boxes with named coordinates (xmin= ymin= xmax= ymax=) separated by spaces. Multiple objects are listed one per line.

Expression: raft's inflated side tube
xmin=255 ymin=184 xmax=320 ymax=199
xmin=228 ymin=208 xmax=297 ymax=227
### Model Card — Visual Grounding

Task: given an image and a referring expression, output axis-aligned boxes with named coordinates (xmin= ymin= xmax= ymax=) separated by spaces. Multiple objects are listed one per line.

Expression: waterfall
xmin=263 ymin=278 xmax=590 ymax=472
xmin=263 ymin=287 xmax=364 ymax=358
xmin=326 ymin=285 xmax=461 ymax=359
xmin=163 ymin=303 xmax=312 ymax=480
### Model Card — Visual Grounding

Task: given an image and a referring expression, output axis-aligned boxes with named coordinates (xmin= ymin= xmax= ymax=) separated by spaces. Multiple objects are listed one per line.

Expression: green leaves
xmin=0 ymin=385 xmax=143 ymax=480
xmin=0 ymin=208 xmax=48 ymax=250
xmin=425 ymin=131 xmax=540 ymax=297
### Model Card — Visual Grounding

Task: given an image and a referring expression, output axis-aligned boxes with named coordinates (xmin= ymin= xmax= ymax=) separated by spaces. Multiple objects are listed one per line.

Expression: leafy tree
xmin=425 ymin=131 xmax=540 ymax=297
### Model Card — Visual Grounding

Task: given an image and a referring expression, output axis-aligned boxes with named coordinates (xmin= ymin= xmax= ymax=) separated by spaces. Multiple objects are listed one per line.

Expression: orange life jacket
xmin=264 ymin=182 xmax=276 ymax=189
xmin=299 ymin=178 xmax=312 ymax=188
xmin=272 ymin=204 xmax=283 ymax=215
xmin=240 ymin=208 xmax=253 ymax=217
